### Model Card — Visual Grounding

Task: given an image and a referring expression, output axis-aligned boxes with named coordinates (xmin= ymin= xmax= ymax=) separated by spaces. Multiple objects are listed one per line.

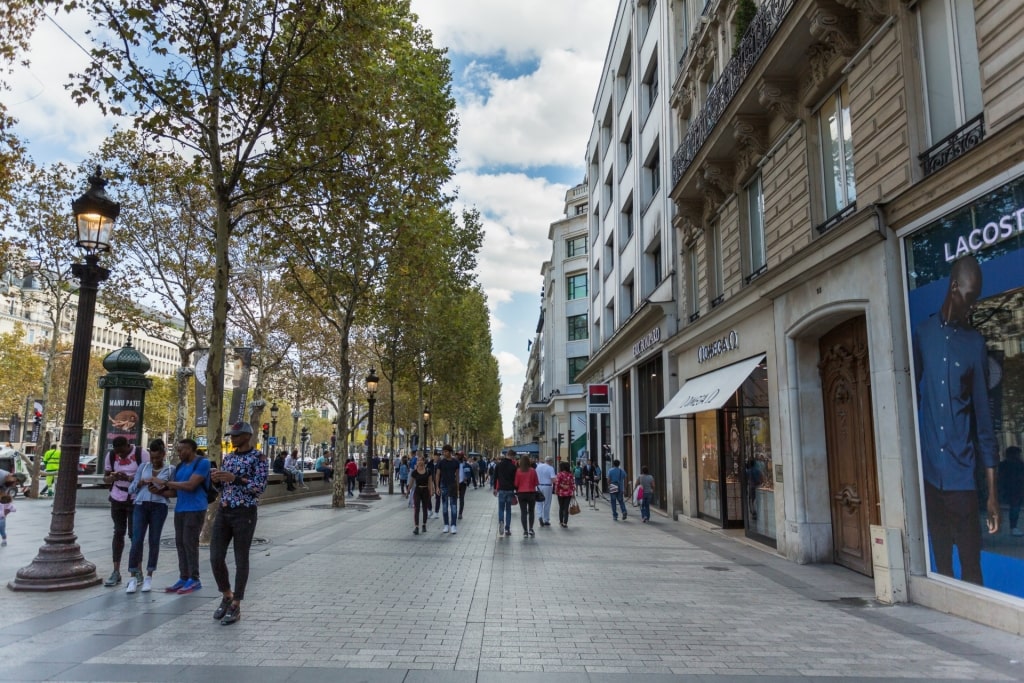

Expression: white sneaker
xmin=450 ymin=526 xmax=457 ymax=535
xmin=1012 ymin=528 xmax=1023 ymax=537
xmin=125 ymin=577 xmax=138 ymax=594
xmin=141 ymin=576 xmax=152 ymax=592
xmin=442 ymin=525 xmax=450 ymax=533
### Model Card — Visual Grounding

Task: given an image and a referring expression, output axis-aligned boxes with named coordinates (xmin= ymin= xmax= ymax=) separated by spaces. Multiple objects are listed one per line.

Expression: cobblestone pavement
xmin=0 ymin=487 xmax=1022 ymax=682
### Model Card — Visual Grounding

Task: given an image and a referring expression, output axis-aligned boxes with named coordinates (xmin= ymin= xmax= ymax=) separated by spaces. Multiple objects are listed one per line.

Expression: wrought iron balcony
xmin=919 ymin=114 xmax=985 ymax=177
xmin=671 ymin=0 xmax=795 ymax=187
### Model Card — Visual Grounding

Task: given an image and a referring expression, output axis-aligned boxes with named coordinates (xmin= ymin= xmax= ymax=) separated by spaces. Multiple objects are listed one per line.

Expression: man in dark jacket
xmin=493 ymin=450 xmax=518 ymax=537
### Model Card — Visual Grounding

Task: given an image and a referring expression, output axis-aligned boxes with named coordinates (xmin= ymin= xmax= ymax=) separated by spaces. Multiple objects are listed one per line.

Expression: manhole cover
xmin=161 ymin=536 xmax=270 ymax=548
xmin=307 ymin=503 xmax=370 ymax=510
xmin=703 ymin=566 xmax=730 ymax=572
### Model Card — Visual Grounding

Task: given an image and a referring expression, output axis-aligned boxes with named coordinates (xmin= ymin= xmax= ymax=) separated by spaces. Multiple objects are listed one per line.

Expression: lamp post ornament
xmin=358 ymin=368 xmax=381 ymax=500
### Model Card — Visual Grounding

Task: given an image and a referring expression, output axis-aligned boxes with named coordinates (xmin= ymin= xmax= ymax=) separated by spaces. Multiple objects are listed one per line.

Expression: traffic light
xmin=568 ymin=429 xmax=574 ymax=442
xmin=558 ymin=433 xmax=564 ymax=445
xmin=262 ymin=423 xmax=270 ymax=440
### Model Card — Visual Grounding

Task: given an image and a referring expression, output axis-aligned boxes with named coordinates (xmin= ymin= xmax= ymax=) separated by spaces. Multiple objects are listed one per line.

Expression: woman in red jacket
xmin=553 ymin=461 xmax=576 ymax=528
xmin=514 ymin=456 xmax=540 ymax=537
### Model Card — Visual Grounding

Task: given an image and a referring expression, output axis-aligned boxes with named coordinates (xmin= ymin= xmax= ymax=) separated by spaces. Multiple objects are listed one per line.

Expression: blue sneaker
xmin=164 ymin=579 xmax=187 ymax=593
xmin=176 ymin=578 xmax=202 ymax=594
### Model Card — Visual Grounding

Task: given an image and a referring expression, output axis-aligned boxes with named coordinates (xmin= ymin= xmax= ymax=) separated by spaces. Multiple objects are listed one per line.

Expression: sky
xmin=6 ymin=1 xmax=618 ymax=437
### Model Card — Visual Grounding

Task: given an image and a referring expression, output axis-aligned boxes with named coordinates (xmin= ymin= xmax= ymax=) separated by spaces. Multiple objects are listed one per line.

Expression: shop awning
xmin=656 ymin=354 xmax=766 ymax=419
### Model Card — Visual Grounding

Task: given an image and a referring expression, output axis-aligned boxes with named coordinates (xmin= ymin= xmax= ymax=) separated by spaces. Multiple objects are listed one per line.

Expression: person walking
xmin=125 ymin=439 xmax=174 ymax=594
xmin=398 ymin=456 xmax=410 ymax=496
xmin=435 ymin=445 xmax=461 ymax=534
xmin=209 ymin=422 xmax=268 ymax=626
xmin=553 ymin=461 xmax=575 ymax=528
xmin=153 ymin=438 xmax=210 ymax=594
xmin=344 ymin=457 xmax=358 ymax=496
xmin=515 ymin=455 xmax=540 ymax=538
xmin=534 ymin=456 xmax=556 ymax=527
xmin=409 ymin=457 xmax=434 ymax=535
xmin=457 ymin=452 xmax=472 ymax=520
xmin=493 ymin=450 xmax=517 ymax=537
xmin=634 ymin=466 xmax=656 ymax=523
xmin=41 ymin=442 xmax=61 ymax=496
xmin=102 ymin=437 xmax=149 ymax=587
xmin=607 ymin=459 xmax=628 ymax=521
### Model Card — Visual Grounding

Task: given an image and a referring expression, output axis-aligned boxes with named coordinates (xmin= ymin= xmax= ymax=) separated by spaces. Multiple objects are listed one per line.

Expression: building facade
xmin=574 ymin=0 xmax=1024 ymax=632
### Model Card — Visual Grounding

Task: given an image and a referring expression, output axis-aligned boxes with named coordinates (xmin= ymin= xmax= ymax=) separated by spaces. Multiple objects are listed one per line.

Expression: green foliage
xmin=733 ymin=0 xmax=759 ymax=53
xmin=0 ymin=325 xmax=44 ymax=417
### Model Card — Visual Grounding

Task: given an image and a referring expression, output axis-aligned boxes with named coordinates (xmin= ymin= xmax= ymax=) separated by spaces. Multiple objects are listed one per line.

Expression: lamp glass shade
xmin=75 ymin=213 xmax=114 ymax=252
xmin=423 ymin=407 xmax=431 ymax=423
xmin=269 ymin=402 xmax=279 ymax=419
xmin=71 ymin=167 xmax=119 ymax=254
xmin=366 ymin=368 xmax=379 ymax=396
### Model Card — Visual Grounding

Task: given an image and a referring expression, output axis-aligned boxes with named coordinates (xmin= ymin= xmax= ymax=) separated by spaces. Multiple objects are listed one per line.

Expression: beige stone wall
xmin=976 ymin=0 xmax=1024 ymax=133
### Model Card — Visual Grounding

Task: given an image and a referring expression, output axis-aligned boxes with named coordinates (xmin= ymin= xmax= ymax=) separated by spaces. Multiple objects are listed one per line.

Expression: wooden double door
xmin=818 ymin=316 xmax=880 ymax=576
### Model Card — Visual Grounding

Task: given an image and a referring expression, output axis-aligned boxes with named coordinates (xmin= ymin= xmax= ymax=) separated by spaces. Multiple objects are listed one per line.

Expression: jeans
xmin=413 ymin=488 xmax=431 ymax=526
xmin=610 ymin=491 xmax=627 ymax=519
xmin=497 ymin=490 xmax=515 ymax=530
xmin=316 ymin=466 xmax=333 ymax=483
xmin=519 ymin=493 xmax=536 ymax=532
xmin=346 ymin=474 xmax=356 ymax=495
xmin=109 ymin=499 xmax=135 ymax=565
xmin=557 ymin=496 xmax=571 ymax=525
xmin=441 ymin=485 xmax=459 ymax=526
xmin=174 ymin=510 xmax=205 ymax=580
xmin=128 ymin=501 xmax=169 ymax=573
xmin=290 ymin=468 xmax=304 ymax=485
xmin=0 ymin=517 xmax=6 ymax=539
xmin=640 ymin=495 xmax=652 ymax=521
xmin=537 ymin=484 xmax=553 ymax=522
xmin=210 ymin=505 xmax=258 ymax=601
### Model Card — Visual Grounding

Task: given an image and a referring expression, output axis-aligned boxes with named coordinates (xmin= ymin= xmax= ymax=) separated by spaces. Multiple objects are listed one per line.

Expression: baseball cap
xmin=226 ymin=422 xmax=254 ymax=436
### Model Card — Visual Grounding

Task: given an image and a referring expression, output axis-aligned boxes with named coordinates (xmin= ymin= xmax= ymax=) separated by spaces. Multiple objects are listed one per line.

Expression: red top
xmin=553 ymin=471 xmax=575 ymax=497
xmin=514 ymin=468 xmax=539 ymax=493
xmin=345 ymin=461 xmax=358 ymax=477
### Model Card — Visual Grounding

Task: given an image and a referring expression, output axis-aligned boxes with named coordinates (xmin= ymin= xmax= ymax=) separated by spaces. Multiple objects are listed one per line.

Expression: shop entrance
xmin=818 ymin=316 xmax=880 ymax=576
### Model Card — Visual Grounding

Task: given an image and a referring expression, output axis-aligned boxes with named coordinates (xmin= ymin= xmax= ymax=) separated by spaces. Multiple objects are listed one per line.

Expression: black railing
xmin=671 ymin=0 xmax=795 ymax=187
xmin=919 ymin=114 xmax=985 ymax=177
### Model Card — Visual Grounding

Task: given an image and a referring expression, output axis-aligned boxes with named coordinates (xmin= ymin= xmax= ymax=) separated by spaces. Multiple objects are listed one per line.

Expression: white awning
xmin=656 ymin=354 xmax=766 ymax=419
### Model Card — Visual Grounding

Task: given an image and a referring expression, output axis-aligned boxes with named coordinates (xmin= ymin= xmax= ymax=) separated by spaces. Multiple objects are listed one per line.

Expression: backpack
xmin=462 ymin=462 xmax=473 ymax=479
xmin=200 ymin=457 xmax=218 ymax=504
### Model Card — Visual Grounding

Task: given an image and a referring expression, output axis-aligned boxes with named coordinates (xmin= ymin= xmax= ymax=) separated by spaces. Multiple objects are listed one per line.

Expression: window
xmin=645 ymin=147 xmax=661 ymax=204
xmin=568 ymin=357 xmax=589 ymax=384
xmin=566 ymin=235 xmax=587 ymax=258
xmin=567 ymin=314 xmax=588 ymax=341
xmin=744 ymin=173 xmax=766 ymax=278
xmin=675 ymin=0 xmax=691 ymax=63
xmin=917 ymin=0 xmax=982 ymax=144
xmin=621 ymin=196 xmax=634 ymax=241
xmin=687 ymin=245 xmax=700 ymax=320
xmin=574 ymin=202 xmax=587 ymax=216
xmin=567 ymin=273 xmax=588 ymax=300
xmin=622 ymin=278 xmax=635 ymax=319
xmin=603 ymin=171 xmax=613 ymax=214
xmin=816 ymin=82 xmax=856 ymax=220
xmin=618 ymin=47 xmax=632 ymax=107
xmin=643 ymin=57 xmax=659 ymax=116
xmin=707 ymin=220 xmax=723 ymax=305
xmin=622 ymin=124 xmax=633 ymax=166
xmin=646 ymin=243 xmax=662 ymax=292
xmin=605 ymin=235 xmax=615 ymax=274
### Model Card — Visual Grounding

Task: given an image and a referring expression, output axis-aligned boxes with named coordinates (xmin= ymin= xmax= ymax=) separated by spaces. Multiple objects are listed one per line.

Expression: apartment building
xmin=573 ymin=0 xmax=1024 ymax=630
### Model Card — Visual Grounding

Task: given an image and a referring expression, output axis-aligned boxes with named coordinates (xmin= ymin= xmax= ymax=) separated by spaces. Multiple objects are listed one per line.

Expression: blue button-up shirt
xmin=913 ymin=312 xmax=997 ymax=491
xmin=128 ymin=462 xmax=175 ymax=504
xmin=218 ymin=448 xmax=268 ymax=508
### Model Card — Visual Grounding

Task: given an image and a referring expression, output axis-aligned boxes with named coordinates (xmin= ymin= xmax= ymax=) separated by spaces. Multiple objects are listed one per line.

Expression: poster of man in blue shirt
xmin=913 ymin=254 xmax=999 ymax=585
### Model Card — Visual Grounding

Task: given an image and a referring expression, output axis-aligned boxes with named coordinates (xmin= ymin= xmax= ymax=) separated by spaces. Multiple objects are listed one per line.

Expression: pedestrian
xmin=535 ymin=456 xmax=555 ymax=527
xmin=398 ymin=456 xmax=410 ymax=496
xmin=515 ymin=455 xmax=540 ymax=537
xmin=457 ymin=452 xmax=472 ymax=520
xmin=607 ymin=459 xmax=628 ymax=521
xmin=379 ymin=457 xmax=390 ymax=487
xmin=430 ymin=450 xmax=442 ymax=518
xmin=0 ymin=492 xmax=15 ymax=546
xmin=272 ymin=451 xmax=296 ymax=491
xmin=435 ymin=445 xmax=461 ymax=534
xmin=573 ymin=462 xmax=583 ymax=493
xmin=153 ymin=438 xmax=210 ymax=594
xmin=210 ymin=422 xmax=269 ymax=626
xmin=999 ymin=446 xmax=1024 ymax=537
xmin=314 ymin=451 xmax=334 ymax=483
xmin=125 ymin=439 xmax=174 ymax=594
xmin=553 ymin=461 xmax=575 ymax=528
xmin=285 ymin=449 xmax=307 ymax=489
xmin=493 ymin=449 xmax=517 ymax=537
xmin=345 ymin=457 xmax=358 ymax=496
xmin=634 ymin=466 xmax=656 ymax=522
xmin=41 ymin=441 xmax=60 ymax=496
xmin=410 ymin=456 xmax=434 ymax=535
xmin=102 ymin=437 xmax=149 ymax=587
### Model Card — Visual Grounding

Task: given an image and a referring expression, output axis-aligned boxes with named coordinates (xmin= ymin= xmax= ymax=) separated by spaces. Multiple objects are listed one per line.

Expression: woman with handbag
xmin=634 ymin=465 xmax=656 ymax=522
xmin=553 ymin=461 xmax=576 ymax=528
xmin=514 ymin=455 xmax=540 ymax=537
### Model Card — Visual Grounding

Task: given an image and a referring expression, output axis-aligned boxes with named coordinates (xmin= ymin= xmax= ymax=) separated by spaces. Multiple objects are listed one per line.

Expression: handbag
xmin=569 ymin=497 xmax=581 ymax=515
xmin=511 ymin=495 xmax=519 ymax=506
xmin=534 ymin=489 xmax=545 ymax=502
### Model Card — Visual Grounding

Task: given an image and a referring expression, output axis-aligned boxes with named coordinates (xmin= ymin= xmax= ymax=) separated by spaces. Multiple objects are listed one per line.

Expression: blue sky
xmin=8 ymin=1 xmax=618 ymax=436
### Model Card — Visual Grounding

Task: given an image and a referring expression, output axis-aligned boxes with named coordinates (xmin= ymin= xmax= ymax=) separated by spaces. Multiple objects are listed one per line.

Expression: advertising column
xmin=903 ymin=171 xmax=1024 ymax=600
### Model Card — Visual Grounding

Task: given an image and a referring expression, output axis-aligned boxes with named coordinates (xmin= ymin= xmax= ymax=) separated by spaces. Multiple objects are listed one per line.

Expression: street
xmin=0 ymin=486 xmax=1022 ymax=682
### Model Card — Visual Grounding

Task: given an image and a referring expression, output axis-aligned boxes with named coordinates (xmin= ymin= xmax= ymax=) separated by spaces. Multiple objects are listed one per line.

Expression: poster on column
xmin=904 ymin=172 xmax=1024 ymax=600
xmin=194 ymin=350 xmax=209 ymax=428
xmin=103 ymin=387 xmax=144 ymax=449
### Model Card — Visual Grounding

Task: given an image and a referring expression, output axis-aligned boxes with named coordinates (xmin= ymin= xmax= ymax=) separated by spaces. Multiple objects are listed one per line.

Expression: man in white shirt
xmin=284 ymin=450 xmax=307 ymax=489
xmin=535 ymin=456 xmax=556 ymax=527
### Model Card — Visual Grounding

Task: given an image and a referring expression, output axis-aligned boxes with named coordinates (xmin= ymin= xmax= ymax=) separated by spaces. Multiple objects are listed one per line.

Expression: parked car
xmin=78 ymin=454 xmax=98 ymax=475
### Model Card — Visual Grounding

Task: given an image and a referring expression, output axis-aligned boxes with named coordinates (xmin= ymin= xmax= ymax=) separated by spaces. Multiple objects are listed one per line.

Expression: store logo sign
xmin=697 ymin=330 xmax=739 ymax=363
xmin=632 ymin=327 xmax=661 ymax=357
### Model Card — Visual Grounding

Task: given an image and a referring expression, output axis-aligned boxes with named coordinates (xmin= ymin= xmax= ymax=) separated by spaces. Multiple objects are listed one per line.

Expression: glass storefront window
xmin=696 ymin=412 xmax=721 ymax=520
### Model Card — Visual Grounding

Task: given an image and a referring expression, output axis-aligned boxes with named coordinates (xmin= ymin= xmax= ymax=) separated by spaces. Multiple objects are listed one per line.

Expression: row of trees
xmin=0 ymin=0 xmax=504 ymax=506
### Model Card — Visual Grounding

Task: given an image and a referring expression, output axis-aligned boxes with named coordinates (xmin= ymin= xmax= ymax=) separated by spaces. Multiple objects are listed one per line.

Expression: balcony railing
xmin=919 ymin=114 xmax=985 ymax=177
xmin=671 ymin=0 xmax=795 ymax=187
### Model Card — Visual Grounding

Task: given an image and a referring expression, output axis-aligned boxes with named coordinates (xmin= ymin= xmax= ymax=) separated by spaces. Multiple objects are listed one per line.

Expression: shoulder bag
xmin=568 ymin=496 xmax=581 ymax=515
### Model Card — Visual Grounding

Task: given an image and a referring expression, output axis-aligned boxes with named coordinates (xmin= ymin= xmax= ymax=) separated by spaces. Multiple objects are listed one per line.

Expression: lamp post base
xmin=358 ymin=481 xmax=381 ymax=500
xmin=9 ymin=533 xmax=101 ymax=592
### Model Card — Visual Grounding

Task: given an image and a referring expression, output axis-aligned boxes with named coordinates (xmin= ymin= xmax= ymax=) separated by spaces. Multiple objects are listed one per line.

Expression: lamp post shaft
xmin=359 ymin=394 xmax=380 ymax=500
xmin=10 ymin=255 xmax=107 ymax=591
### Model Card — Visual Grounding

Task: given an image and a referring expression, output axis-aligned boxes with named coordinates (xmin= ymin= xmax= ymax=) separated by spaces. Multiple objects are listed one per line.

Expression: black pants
xmin=174 ymin=510 xmax=205 ymax=580
xmin=413 ymin=488 xmax=431 ymax=526
xmin=109 ymin=499 xmax=135 ymax=565
xmin=925 ymin=483 xmax=983 ymax=585
xmin=558 ymin=495 xmax=571 ymax=525
xmin=458 ymin=482 xmax=468 ymax=517
xmin=519 ymin=493 xmax=536 ymax=532
xmin=210 ymin=506 xmax=258 ymax=601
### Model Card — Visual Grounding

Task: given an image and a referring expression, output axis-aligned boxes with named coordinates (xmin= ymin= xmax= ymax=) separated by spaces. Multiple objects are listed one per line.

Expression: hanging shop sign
xmin=697 ymin=330 xmax=739 ymax=363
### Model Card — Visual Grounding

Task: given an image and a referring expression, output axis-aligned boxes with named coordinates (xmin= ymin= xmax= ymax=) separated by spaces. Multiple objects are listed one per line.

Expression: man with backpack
xmin=607 ymin=459 xmax=628 ymax=521
xmin=102 ymin=436 xmax=149 ymax=587
xmin=153 ymin=438 xmax=211 ymax=594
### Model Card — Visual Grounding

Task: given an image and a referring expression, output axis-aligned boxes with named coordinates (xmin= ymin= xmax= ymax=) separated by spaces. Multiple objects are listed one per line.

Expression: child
xmin=0 ymin=493 xmax=15 ymax=546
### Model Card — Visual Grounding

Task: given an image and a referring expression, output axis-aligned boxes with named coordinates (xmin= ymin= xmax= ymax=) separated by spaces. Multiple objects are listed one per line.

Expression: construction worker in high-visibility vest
xmin=42 ymin=445 xmax=61 ymax=496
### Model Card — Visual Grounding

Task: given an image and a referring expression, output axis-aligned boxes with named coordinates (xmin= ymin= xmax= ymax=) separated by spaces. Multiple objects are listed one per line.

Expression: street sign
xmin=195 ymin=436 xmax=208 ymax=447
xmin=268 ymin=437 xmax=278 ymax=445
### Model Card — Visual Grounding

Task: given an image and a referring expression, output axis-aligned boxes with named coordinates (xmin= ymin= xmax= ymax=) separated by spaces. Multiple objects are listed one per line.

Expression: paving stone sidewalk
xmin=0 ymin=487 xmax=1022 ymax=682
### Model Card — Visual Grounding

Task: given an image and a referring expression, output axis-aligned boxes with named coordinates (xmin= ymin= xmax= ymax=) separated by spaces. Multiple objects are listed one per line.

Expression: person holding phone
xmin=101 ymin=436 xmax=149 ymax=587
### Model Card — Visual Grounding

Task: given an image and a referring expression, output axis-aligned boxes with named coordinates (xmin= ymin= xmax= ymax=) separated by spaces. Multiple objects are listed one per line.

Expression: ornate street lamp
xmin=422 ymin=406 xmax=431 ymax=457
xmin=300 ymin=425 xmax=309 ymax=459
xmin=269 ymin=401 xmax=278 ymax=457
xmin=11 ymin=167 xmax=119 ymax=591
xmin=359 ymin=368 xmax=380 ymax=500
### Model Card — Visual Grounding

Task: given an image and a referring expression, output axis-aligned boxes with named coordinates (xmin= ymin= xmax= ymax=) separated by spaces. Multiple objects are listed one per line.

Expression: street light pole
xmin=359 ymin=368 xmax=380 ymax=500
xmin=11 ymin=167 xmax=119 ymax=591
xmin=423 ymin=406 xmax=431 ymax=457
xmin=270 ymin=401 xmax=278 ymax=458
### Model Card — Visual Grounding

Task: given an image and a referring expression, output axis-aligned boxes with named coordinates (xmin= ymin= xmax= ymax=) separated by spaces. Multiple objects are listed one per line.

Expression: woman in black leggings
xmin=410 ymin=459 xmax=434 ymax=535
